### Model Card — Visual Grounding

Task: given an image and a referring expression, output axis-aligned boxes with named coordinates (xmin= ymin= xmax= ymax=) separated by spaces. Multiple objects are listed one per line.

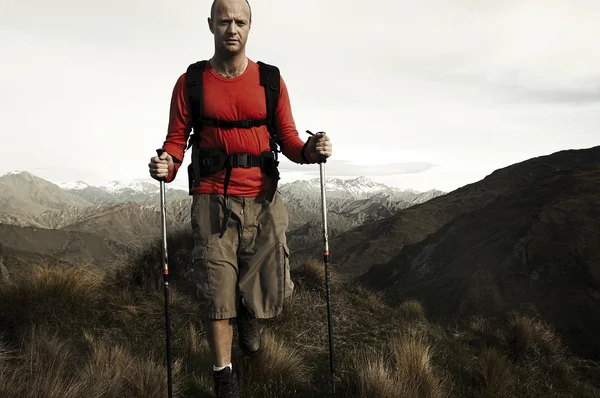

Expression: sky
xmin=1 ymin=0 xmax=599 ymax=193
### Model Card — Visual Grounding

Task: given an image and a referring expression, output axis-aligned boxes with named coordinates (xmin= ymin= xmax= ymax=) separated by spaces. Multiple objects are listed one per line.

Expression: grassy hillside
xmin=0 ymin=231 xmax=598 ymax=397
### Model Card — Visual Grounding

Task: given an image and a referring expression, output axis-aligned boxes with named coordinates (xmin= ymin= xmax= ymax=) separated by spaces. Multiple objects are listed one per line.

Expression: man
xmin=148 ymin=0 xmax=332 ymax=396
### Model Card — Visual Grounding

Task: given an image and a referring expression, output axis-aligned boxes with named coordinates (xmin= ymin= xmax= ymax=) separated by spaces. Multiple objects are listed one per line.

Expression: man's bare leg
xmin=205 ymin=318 xmax=233 ymax=367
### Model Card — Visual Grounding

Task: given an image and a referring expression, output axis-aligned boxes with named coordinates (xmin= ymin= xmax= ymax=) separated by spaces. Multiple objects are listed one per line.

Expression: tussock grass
xmin=504 ymin=314 xmax=575 ymax=391
xmin=0 ymin=326 xmax=183 ymax=398
xmin=475 ymin=347 xmax=514 ymax=397
xmin=0 ymin=328 xmax=88 ymax=398
xmin=398 ymin=299 xmax=426 ymax=322
xmin=0 ymin=265 xmax=103 ymax=342
xmin=389 ymin=328 xmax=445 ymax=398
xmin=293 ymin=257 xmax=327 ymax=288
xmin=507 ymin=314 xmax=565 ymax=361
xmin=348 ymin=351 xmax=400 ymax=398
xmin=0 ymin=233 xmax=597 ymax=398
xmin=342 ymin=327 xmax=445 ymax=398
xmin=237 ymin=330 xmax=311 ymax=397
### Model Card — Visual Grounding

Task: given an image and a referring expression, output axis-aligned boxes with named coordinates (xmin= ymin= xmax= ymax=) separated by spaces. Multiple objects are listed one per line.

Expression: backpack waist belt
xmin=190 ymin=147 xmax=280 ymax=200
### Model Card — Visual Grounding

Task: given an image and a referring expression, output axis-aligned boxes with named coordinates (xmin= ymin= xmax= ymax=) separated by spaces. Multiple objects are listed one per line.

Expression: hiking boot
xmin=213 ymin=367 xmax=240 ymax=398
xmin=236 ymin=306 xmax=261 ymax=356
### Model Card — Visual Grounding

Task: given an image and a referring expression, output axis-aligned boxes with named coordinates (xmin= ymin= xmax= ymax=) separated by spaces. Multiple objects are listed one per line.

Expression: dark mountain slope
xmin=358 ymin=146 xmax=600 ymax=359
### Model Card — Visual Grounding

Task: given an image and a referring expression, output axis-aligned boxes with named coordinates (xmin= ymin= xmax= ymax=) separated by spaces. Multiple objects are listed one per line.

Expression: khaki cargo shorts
xmin=190 ymin=192 xmax=294 ymax=320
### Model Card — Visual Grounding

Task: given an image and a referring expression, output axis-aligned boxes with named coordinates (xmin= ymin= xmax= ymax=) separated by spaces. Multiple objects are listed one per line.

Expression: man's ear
xmin=207 ymin=17 xmax=214 ymax=33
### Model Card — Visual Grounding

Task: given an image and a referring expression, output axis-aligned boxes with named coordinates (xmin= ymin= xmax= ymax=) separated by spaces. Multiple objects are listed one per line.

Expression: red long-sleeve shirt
xmin=161 ymin=59 xmax=312 ymax=196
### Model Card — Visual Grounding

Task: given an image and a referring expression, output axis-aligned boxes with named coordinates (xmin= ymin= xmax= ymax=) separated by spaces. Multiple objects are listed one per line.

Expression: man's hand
xmin=149 ymin=150 xmax=174 ymax=180
xmin=307 ymin=132 xmax=332 ymax=163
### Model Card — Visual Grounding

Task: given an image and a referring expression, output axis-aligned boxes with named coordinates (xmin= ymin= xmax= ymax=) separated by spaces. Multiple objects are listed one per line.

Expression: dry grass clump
xmin=0 ymin=328 xmax=88 ymax=398
xmin=475 ymin=347 xmax=514 ymax=397
xmin=349 ymin=352 xmax=401 ymax=398
xmin=0 ymin=327 xmax=183 ymax=398
xmin=507 ymin=314 xmax=565 ymax=361
xmin=0 ymin=265 xmax=103 ymax=342
xmin=398 ymin=299 xmax=426 ymax=323
xmin=343 ymin=327 xmax=445 ymax=398
xmin=238 ymin=330 xmax=311 ymax=397
xmin=486 ymin=313 xmax=575 ymax=393
xmin=294 ymin=257 xmax=326 ymax=288
xmin=389 ymin=328 xmax=445 ymax=397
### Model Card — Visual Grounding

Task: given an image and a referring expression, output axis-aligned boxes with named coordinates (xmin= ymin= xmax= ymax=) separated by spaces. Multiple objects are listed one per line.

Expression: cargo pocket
xmin=264 ymin=242 xmax=288 ymax=316
xmin=191 ymin=244 xmax=213 ymax=312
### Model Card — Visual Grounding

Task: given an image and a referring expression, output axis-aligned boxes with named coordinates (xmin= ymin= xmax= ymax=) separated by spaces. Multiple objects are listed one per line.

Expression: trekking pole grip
xmin=156 ymin=149 xmax=167 ymax=182
xmin=305 ymin=130 xmax=327 ymax=164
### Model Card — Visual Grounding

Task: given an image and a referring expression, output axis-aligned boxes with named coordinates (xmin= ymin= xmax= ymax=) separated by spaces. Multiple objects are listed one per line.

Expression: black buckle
xmin=231 ymin=154 xmax=251 ymax=168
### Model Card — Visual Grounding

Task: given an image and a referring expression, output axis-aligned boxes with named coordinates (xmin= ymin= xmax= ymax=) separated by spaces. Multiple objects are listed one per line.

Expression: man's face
xmin=209 ymin=0 xmax=251 ymax=56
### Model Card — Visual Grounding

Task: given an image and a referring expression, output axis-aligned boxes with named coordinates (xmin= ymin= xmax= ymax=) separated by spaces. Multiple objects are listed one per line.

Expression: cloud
xmin=428 ymin=71 xmax=600 ymax=106
xmin=517 ymin=86 xmax=600 ymax=106
xmin=279 ymin=160 xmax=437 ymax=177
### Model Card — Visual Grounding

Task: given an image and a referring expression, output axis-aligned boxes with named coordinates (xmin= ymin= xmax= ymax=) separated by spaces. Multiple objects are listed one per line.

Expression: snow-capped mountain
xmin=58 ymin=180 xmax=90 ymax=191
xmin=278 ymin=176 xmax=447 ymax=249
xmin=103 ymin=180 xmax=158 ymax=194
xmin=278 ymin=176 xmax=441 ymax=203
xmin=280 ymin=176 xmax=393 ymax=199
xmin=60 ymin=179 xmax=189 ymax=206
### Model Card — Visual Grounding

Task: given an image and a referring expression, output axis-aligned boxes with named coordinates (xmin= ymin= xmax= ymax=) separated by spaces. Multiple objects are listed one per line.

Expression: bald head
xmin=211 ymin=0 xmax=252 ymax=22
xmin=208 ymin=0 xmax=252 ymax=59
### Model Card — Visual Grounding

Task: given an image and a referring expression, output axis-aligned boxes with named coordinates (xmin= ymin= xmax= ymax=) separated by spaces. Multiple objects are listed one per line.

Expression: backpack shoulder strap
xmin=185 ymin=60 xmax=208 ymax=149
xmin=257 ymin=61 xmax=283 ymax=157
xmin=257 ymin=61 xmax=281 ymax=142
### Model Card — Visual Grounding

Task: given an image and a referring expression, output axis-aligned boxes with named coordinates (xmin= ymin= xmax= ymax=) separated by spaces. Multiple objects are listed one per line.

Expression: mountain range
xmin=0 ymin=171 xmax=442 ymax=254
xmin=57 ymin=179 xmax=190 ymax=206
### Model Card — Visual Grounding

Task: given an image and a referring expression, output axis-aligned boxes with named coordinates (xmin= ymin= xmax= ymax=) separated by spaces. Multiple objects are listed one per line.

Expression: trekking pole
xmin=156 ymin=149 xmax=173 ymax=398
xmin=306 ymin=131 xmax=339 ymax=394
